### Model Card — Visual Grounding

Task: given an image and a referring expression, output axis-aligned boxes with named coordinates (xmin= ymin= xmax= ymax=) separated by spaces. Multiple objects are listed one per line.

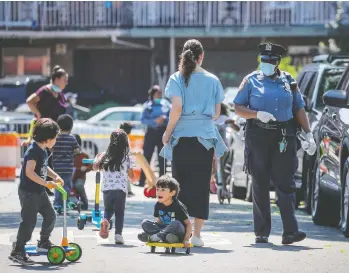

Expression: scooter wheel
xmin=47 ymin=246 xmax=65 ymax=265
xmin=77 ymin=218 xmax=85 ymax=230
xmin=151 ymin=246 xmax=156 ymax=253
xmin=109 ymin=219 xmax=113 ymax=230
xmin=65 ymin=243 xmax=82 ymax=262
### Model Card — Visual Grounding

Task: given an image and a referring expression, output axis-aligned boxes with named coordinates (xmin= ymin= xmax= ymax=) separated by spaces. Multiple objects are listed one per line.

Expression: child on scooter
xmin=93 ymin=129 xmax=135 ymax=244
xmin=9 ymin=118 xmax=63 ymax=265
xmin=137 ymin=175 xmax=192 ymax=248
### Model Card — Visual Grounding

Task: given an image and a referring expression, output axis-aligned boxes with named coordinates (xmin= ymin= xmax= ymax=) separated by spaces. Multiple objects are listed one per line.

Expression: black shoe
xmin=8 ymin=250 xmax=35 ymax=265
xmin=138 ymin=233 xmax=151 ymax=242
xmin=282 ymin=231 xmax=306 ymax=245
xmin=45 ymin=188 xmax=54 ymax=196
xmin=255 ymin=236 xmax=269 ymax=243
xmin=37 ymin=239 xmax=54 ymax=252
xmin=127 ymin=191 xmax=135 ymax=197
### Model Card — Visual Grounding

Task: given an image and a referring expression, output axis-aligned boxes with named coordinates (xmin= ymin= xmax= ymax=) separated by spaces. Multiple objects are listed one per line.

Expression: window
xmin=316 ymin=68 xmax=345 ymax=109
xmin=300 ymin=72 xmax=317 ymax=98
xmin=101 ymin=111 xmax=141 ymax=121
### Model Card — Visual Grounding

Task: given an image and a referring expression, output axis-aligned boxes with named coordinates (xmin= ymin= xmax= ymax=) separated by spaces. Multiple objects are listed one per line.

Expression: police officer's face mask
xmin=260 ymin=62 xmax=276 ymax=76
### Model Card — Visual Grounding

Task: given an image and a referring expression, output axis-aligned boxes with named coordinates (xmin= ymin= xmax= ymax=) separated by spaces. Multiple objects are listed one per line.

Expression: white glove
xmin=256 ymin=111 xmax=276 ymax=123
xmin=302 ymin=132 xmax=316 ymax=156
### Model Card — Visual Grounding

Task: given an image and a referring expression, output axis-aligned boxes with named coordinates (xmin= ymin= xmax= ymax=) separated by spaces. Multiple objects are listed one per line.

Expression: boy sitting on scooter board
xmin=138 ymin=175 xmax=192 ymax=248
xmin=9 ymin=118 xmax=63 ymax=265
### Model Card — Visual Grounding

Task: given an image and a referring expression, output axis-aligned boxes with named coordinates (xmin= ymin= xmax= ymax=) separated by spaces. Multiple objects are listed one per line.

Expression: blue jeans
xmin=53 ymin=174 xmax=72 ymax=207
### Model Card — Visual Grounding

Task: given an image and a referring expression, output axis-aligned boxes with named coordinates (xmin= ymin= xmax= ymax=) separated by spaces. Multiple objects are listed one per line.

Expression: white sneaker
xmin=115 ymin=234 xmax=124 ymax=245
xmin=191 ymin=236 xmax=204 ymax=247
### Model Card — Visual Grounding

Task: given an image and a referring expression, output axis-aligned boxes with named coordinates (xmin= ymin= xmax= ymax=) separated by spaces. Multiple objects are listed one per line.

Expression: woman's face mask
xmin=260 ymin=62 xmax=276 ymax=76
xmin=153 ymin=98 xmax=161 ymax=104
xmin=51 ymin=84 xmax=62 ymax=93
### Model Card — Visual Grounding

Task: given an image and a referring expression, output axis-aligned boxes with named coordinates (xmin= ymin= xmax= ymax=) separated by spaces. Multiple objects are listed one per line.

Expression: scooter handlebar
xmin=82 ymin=159 xmax=94 ymax=164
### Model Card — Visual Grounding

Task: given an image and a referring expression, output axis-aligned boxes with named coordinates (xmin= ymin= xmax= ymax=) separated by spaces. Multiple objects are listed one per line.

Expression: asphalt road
xmin=0 ymin=172 xmax=348 ymax=273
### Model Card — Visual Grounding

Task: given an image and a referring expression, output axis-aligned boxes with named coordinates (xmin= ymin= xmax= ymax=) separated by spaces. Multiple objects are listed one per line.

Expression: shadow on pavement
xmin=245 ymin=244 xmax=323 ymax=252
xmin=1 ymin=195 xmax=348 ymax=244
xmin=9 ymin=261 xmax=75 ymax=271
xmin=98 ymin=244 xmax=138 ymax=249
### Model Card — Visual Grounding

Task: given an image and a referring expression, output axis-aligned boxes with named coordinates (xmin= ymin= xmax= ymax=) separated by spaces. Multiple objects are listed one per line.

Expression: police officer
xmin=233 ymin=43 xmax=316 ymax=244
xmin=139 ymin=85 xmax=171 ymax=187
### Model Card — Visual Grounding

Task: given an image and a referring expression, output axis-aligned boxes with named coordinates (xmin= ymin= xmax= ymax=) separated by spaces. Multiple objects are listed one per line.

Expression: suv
xmin=309 ymin=64 xmax=349 ymax=236
xmin=229 ymin=55 xmax=347 ymax=204
xmin=296 ymin=56 xmax=348 ymax=211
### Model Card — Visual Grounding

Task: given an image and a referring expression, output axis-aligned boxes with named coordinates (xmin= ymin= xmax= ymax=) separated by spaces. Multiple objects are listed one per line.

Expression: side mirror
xmin=323 ymin=89 xmax=349 ymax=108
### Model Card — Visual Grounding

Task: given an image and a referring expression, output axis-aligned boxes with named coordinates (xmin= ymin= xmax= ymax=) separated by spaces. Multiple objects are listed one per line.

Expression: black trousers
xmin=139 ymin=127 xmax=166 ymax=186
xmin=172 ymin=137 xmax=214 ymax=220
xmin=245 ymin=122 xmax=298 ymax=237
xmin=16 ymin=189 xmax=56 ymax=251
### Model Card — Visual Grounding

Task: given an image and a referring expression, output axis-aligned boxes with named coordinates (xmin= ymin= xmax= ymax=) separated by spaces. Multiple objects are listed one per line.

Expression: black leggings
xmin=103 ymin=190 xmax=126 ymax=235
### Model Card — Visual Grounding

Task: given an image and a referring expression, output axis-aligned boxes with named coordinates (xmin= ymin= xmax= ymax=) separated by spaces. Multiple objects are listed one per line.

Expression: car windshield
xmin=101 ymin=111 xmax=141 ymax=121
xmin=316 ymin=68 xmax=345 ymax=109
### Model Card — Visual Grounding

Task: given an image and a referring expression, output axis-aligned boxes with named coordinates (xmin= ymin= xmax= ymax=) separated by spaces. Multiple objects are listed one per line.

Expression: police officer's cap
xmin=258 ymin=43 xmax=286 ymax=61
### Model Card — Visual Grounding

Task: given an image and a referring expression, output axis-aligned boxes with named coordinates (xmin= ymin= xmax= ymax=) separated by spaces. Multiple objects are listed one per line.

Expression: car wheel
xmin=340 ymin=160 xmax=349 ymax=237
xmin=311 ymin=159 xmax=340 ymax=226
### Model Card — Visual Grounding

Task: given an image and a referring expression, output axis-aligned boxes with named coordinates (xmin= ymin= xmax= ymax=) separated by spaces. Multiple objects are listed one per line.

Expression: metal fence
xmin=0 ymin=1 xmax=336 ymax=30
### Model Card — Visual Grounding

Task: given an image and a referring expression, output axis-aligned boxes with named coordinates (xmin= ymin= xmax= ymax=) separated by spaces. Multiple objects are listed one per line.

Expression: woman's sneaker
xmin=115 ymin=234 xmax=124 ymax=244
xmin=8 ymin=250 xmax=35 ymax=265
xmin=37 ymin=239 xmax=54 ymax=252
xmin=191 ymin=236 xmax=204 ymax=247
xmin=99 ymin=219 xmax=110 ymax=239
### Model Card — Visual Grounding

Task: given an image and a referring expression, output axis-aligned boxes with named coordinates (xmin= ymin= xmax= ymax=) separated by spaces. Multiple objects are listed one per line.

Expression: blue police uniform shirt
xmin=233 ymin=70 xmax=305 ymax=122
xmin=141 ymin=99 xmax=171 ymax=129
xmin=159 ymin=71 xmax=227 ymax=161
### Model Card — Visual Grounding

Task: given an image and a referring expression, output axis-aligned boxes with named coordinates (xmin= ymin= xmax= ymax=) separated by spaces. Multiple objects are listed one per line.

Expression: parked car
xmin=0 ymin=75 xmax=49 ymax=111
xmin=296 ymin=55 xmax=348 ymax=211
xmin=229 ymin=55 xmax=348 ymax=204
xmin=308 ymin=64 xmax=349 ymax=236
xmin=86 ymin=106 xmax=145 ymax=131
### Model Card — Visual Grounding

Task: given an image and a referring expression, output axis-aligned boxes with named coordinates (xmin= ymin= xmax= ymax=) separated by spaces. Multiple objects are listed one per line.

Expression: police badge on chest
xmin=283 ymin=81 xmax=291 ymax=93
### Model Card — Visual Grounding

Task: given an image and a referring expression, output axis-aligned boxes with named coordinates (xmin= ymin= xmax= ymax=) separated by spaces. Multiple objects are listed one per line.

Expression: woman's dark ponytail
xmin=178 ymin=39 xmax=204 ymax=87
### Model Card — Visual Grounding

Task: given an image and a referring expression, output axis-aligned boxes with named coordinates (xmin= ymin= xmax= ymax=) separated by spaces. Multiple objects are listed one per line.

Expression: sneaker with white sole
xmin=115 ymin=234 xmax=124 ymax=244
xmin=191 ymin=236 xmax=204 ymax=247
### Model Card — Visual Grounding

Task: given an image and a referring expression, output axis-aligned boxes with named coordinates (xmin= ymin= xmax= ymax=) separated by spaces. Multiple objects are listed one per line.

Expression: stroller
xmin=213 ymin=120 xmax=234 ymax=204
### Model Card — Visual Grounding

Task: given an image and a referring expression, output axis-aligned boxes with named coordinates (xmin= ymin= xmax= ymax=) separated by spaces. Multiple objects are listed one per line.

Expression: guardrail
xmin=0 ymin=119 xmax=145 ymax=162
xmin=0 ymin=1 xmax=336 ymax=30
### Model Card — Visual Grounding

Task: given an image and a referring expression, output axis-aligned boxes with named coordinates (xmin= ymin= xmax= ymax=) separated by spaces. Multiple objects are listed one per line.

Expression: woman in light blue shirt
xmin=160 ymin=39 xmax=227 ymax=247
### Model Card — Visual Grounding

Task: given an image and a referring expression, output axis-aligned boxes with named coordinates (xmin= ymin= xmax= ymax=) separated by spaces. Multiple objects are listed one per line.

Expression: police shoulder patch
xmin=238 ymin=78 xmax=248 ymax=91
xmin=238 ymin=71 xmax=258 ymax=92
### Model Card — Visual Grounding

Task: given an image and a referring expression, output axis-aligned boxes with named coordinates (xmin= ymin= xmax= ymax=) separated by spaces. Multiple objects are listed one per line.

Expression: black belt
xmin=250 ymin=119 xmax=294 ymax=130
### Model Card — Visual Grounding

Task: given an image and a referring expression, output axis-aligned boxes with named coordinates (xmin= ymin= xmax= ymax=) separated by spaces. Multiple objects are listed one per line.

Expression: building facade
xmin=0 ymin=1 xmax=339 ymax=105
